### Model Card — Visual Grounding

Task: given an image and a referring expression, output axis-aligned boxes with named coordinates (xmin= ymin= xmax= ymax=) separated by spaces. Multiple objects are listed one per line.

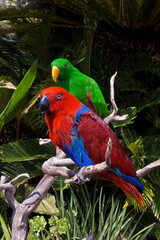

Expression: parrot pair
xmin=40 ymin=86 xmax=144 ymax=207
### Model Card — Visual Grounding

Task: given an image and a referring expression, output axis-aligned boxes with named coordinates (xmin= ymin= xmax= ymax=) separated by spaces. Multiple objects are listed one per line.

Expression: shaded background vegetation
xmin=0 ymin=0 xmax=160 ymax=239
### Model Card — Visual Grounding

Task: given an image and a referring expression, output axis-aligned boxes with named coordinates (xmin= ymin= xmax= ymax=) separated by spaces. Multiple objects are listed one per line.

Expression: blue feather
xmin=63 ymin=130 xmax=94 ymax=167
xmin=109 ymin=167 xmax=144 ymax=192
xmin=63 ymin=105 xmax=95 ymax=167
xmin=74 ymin=104 xmax=91 ymax=120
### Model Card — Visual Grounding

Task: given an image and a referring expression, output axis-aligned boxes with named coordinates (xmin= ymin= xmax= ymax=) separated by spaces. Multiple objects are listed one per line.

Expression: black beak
xmin=40 ymin=95 xmax=50 ymax=114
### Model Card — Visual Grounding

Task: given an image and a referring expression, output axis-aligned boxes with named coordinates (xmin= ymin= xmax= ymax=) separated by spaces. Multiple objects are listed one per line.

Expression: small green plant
xmin=29 ymin=215 xmax=46 ymax=239
xmin=49 ymin=214 xmax=68 ymax=236
xmin=28 ymin=208 xmax=69 ymax=240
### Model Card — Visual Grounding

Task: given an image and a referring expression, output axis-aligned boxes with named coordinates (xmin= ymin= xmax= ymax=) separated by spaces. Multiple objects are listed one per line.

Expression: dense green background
xmin=0 ymin=0 xmax=160 ymax=239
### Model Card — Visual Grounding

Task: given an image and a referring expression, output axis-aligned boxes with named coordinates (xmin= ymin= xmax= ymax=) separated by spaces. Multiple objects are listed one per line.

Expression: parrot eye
xmin=57 ymin=93 xmax=62 ymax=100
xmin=64 ymin=64 xmax=67 ymax=68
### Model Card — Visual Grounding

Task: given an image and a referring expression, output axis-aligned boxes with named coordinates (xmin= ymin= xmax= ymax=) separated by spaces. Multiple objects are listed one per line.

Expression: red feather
xmin=40 ymin=87 xmax=144 ymax=207
xmin=76 ymin=112 xmax=144 ymax=206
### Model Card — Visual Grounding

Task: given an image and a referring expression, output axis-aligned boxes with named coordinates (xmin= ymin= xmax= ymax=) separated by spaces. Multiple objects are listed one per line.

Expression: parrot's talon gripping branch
xmin=42 ymin=138 xmax=112 ymax=185
xmin=64 ymin=138 xmax=112 ymax=184
xmin=64 ymin=168 xmax=90 ymax=185
xmin=77 ymin=167 xmax=92 ymax=183
xmin=104 ymin=72 xmax=129 ymax=124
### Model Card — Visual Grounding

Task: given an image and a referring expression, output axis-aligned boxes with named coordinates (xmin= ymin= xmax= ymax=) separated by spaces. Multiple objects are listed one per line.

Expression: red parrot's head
xmin=40 ymin=87 xmax=81 ymax=116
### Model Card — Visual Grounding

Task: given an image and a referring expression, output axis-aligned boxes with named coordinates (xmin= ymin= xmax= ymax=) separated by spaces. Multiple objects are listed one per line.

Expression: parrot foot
xmin=76 ymin=166 xmax=91 ymax=184
xmin=65 ymin=166 xmax=91 ymax=184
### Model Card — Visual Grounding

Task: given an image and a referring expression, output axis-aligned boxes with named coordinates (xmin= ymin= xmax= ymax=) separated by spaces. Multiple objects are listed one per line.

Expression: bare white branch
xmin=11 ymin=173 xmax=29 ymax=184
xmin=109 ymin=71 xmax=118 ymax=116
xmin=0 ymin=172 xmax=20 ymax=211
xmin=104 ymin=71 xmax=128 ymax=124
xmin=0 ymin=171 xmax=9 ymax=183
xmin=137 ymin=159 xmax=160 ymax=178
xmin=56 ymin=147 xmax=67 ymax=159
xmin=39 ymin=138 xmax=51 ymax=145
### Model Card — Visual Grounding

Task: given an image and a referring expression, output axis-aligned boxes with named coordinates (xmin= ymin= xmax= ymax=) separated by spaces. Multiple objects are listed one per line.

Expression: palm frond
xmin=113 ymin=107 xmax=137 ymax=128
xmin=143 ymin=136 xmax=160 ymax=161
xmin=3 ymin=160 xmax=43 ymax=180
xmin=17 ymin=22 xmax=52 ymax=70
xmin=0 ymin=138 xmax=55 ymax=162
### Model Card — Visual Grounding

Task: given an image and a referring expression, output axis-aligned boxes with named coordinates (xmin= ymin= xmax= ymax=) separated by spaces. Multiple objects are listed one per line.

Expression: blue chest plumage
xmin=63 ymin=105 xmax=95 ymax=168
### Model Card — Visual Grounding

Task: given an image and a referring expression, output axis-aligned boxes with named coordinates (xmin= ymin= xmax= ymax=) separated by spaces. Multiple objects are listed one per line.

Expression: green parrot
xmin=51 ymin=58 xmax=109 ymax=118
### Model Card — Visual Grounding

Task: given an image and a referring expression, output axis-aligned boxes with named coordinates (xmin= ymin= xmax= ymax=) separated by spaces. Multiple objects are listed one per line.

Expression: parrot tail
xmin=111 ymin=177 xmax=144 ymax=207
xmin=95 ymin=171 xmax=144 ymax=207
xmin=122 ymin=181 xmax=144 ymax=207
xmin=109 ymin=167 xmax=144 ymax=207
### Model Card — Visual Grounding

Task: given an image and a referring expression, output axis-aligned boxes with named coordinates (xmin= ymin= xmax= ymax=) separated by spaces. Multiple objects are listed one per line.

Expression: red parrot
xmin=40 ymin=87 xmax=144 ymax=206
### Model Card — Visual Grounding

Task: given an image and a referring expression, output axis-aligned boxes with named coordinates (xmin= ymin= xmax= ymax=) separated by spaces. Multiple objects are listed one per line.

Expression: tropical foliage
xmin=28 ymin=182 xmax=156 ymax=240
xmin=0 ymin=0 xmax=160 ymax=239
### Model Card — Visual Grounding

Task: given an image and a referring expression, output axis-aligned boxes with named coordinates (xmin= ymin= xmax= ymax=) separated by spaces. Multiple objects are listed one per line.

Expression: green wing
xmin=51 ymin=58 xmax=109 ymax=118
xmin=69 ymin=69 xmax=109 ymax=118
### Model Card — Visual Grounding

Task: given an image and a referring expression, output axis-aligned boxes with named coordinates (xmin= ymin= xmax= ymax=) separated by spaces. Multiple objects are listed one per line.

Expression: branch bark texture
xmin=0 ymin=173 xmax=55 ymax=240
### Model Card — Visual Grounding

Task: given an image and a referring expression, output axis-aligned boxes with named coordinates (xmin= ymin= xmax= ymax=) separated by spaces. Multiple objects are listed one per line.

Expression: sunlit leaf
xmin=34 ymin=193 xmax=57 ymax=215
xmin=0 ymin=60 xmax=37 ymax=132
xmin=0 ymin=214 xmax=11 ymax=240
xmin=112 ymin=107 xmax=137 ymax=128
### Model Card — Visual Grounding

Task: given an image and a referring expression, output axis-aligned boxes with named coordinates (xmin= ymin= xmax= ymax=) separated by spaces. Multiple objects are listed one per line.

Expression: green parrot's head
xmin=51 ymin=58 xmax=73 ymax=83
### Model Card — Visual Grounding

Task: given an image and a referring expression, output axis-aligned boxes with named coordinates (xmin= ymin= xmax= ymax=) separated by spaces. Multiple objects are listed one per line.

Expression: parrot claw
xmin=76 ymin=166 xmax=91 ymax=184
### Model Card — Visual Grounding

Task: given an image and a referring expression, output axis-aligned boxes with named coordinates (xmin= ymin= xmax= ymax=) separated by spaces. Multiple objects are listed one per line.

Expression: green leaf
xmin=120 ymin=128 xmax=141 ymax=150
xmin=34 ymin=193 xmax=57 ymax=215
xmin=112 ymin=107 xmax=137 ymax=128
xmin=128 ymin=138 xmax=142 ymax=156
xmin=0 ymin=214 xmax=11 ymax=240
xmin=0 ymin=138 xmax=55 ymax=162
xmin=0 ymin=60 xmax=38 ymax=132
xmin=152 ymin=185 xmax=160 ymax=220
xmin=131 ymin=223 xmax=155 ymax=240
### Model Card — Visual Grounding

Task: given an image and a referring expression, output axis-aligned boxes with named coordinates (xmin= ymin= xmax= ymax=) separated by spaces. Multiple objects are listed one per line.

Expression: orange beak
xmin=52 ymin=66 xmax=60 ymax=83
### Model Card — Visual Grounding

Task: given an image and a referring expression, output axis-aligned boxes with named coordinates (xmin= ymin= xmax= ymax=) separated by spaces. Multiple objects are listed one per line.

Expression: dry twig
xmin=0 ymin=173 xmax=55 ymax=240
xmin=104 ymin=71 xmax=128 ymax=124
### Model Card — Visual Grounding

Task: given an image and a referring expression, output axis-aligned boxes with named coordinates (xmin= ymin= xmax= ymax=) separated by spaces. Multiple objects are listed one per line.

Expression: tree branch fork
xmin=0 ymin=72 xmax=160 ymax=240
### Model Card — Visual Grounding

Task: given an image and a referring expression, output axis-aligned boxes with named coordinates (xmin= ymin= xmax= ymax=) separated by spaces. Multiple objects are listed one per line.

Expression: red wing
xmin=76 ymin=112 xmax=137 ymax=177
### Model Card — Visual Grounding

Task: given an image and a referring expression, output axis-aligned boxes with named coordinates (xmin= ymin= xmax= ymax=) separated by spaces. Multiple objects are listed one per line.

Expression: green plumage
xmin=51 ymin=58 xmax=109 ymax=118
